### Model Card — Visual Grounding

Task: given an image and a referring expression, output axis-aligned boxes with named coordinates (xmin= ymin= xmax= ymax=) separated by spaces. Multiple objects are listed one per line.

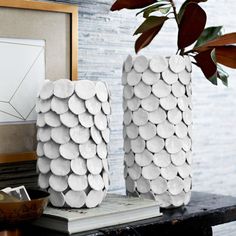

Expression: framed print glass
xmin=0 ymin=0 xmax=78 ymax=164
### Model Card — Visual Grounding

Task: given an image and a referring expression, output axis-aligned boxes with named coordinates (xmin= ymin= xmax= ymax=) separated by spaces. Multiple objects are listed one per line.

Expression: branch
xmin=169 ymin=0 xmax=179 ymax=28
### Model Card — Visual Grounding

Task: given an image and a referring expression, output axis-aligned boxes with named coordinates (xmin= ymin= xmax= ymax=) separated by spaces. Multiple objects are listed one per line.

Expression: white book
xmin=33 ymin=194 xmax=162 ymax=234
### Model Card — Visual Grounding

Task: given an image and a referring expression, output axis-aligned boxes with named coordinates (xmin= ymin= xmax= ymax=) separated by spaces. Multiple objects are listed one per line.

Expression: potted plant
xmin=111 ymin=0 xmax=236 ymax=208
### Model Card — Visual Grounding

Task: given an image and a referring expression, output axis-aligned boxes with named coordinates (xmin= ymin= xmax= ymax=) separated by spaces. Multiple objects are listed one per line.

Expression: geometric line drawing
xmin=0 ymin=37 xmax=45 ymax=124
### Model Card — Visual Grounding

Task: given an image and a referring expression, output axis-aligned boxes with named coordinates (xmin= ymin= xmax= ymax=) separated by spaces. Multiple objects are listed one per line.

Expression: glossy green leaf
xmin=159 ymin=6 xmax=171 ymax=14
xmin=134 ymin=16 xmax=168 ymax=35
xmin=136 ymin=3 xmax=170 ymax=18
xmin=194 ymin=26 xmax=223 ymax=48
xmin=178 ymin=3 xmax=207 ymax=50
xmin=217 ymin=65 xmax=229 ymax=86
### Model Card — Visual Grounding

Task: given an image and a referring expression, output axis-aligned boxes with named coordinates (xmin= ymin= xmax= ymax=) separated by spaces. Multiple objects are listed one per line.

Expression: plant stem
xmin=169 ymin=0 xmax=179 ymax=28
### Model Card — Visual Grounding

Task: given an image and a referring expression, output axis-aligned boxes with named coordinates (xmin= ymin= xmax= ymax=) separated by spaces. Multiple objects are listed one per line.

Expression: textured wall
xmin=51 ymin=0 xmax=236 ymax=234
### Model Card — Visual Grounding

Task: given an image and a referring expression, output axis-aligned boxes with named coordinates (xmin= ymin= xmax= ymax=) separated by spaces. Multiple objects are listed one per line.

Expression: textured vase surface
xmin=122 ymin=55 xmax=192 ymax=208
xmin=36 ymin=79 xmax=111 ymax=208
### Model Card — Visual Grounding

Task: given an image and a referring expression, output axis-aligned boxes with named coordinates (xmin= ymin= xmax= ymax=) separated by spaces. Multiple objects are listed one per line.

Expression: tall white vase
xmin=122 ymin=55 xmax=192 ymax=208
xmin=36 ymin=79 xmax=111 ymax=208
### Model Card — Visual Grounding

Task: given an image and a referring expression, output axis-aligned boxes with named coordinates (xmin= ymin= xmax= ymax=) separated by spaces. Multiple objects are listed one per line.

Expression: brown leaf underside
xmin=216 ymin=46 xmax=236 ymax=68
xmin=111 ymin=0 xmax=156 ymax=11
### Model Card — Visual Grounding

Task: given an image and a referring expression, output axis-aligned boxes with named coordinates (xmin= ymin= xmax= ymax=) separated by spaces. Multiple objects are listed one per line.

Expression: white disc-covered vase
xmin=122 ymin=55 xmax=192 ymax=208
xmin=36 ymin=79 xmax=111 ymax=208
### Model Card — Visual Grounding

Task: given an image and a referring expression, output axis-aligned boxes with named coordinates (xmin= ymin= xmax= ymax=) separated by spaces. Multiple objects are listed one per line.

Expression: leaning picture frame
xmin=0 ymin=0 xmax=78 ymax=164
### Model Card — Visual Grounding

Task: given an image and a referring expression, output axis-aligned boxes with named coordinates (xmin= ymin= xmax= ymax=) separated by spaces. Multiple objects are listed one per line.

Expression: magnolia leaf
xmin=217 ymin=65 xmax=229 ymax=87
xmin=178 ymin=0 xmax=207 ymax=21
xmin=136 ymin=3 xmax=169 ymax=18
xmin=159 ymin=6 xmax=171 ymax=14
xmin=215 ymin=45 xmax=236 ymax=69
xmin=178 ymin=3 xmax=207 ymax=50
xmin=134 ymin=16 xmax=168 ymax=35
xmin=135 ymin=23 xmax=165 ymax=53
xmin=195 ymin=33 xmax=236 ymax=52
xmin=194 ymin=26 xmax=223 ymax=48
xmin=111 ymin=0 xmax=156 ymax=11
xmin=195 ymin=49 xmax=218 ymax=85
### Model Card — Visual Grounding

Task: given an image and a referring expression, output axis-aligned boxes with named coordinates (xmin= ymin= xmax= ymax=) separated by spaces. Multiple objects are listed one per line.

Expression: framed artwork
xmin=0 ymin=0 xmax=78 ymax=164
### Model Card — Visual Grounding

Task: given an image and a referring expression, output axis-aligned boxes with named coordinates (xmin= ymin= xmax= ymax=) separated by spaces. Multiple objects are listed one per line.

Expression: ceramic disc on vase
xmin=37 ymin=157 xmax=51 ymax=174
xmin=160 ymin=164 xmax=178 ymax=180
xmin=68 ymin=174 xmax=88 ymax=191
xmin=59 ymin=141 xmax=79 ymax=160
xmin=50 ymin=157 xmax=71 ymax=176
xmin=103 ymin=171 xmax=110 ymax=190
xmin=95 ymin=81 xmax=108 ymax=102
xmin=127 ymin=97 xmax=141 ymax=111
xmin=123 ymin=110 xmax=132 ymax=126
xmin=97 ymin=142 xmax=108 ymax=159
xmin=167 ymin=176 xmax=184 ymax=195
xmin=75 ymin=80 xmax=96 ymax=100
xmin=167 ymin=108 xmax=182 ymax=124
xmin=152 ymin=80 xmax=171 ymax=98
xmin=43 ymin=141 xmax=60 ymax=159
xmin=123 ymin=85 xmax=134 ymax=99
xmin=85 ymin=96 xmax=102 ymax=115
xmin=79 ymin=112 xmax=94 ymax=128
xmin=102 ymin=159 xmax=109 ymax=172
xmin=169 ymin=55 xmax=185 ymax=73
xmin=154 ymin=192 xmax=171 ymax=208
xmin=79 ymin=140 xmax=96 ymax=159
xmin=186 ymin=151 xmax=192 ymax=165
xmin=132 ymin=108 xmax=149 ymax=126
xmin=171 ymin=150 xmax=186 ymax=166
xmin=40 ymin=80 xmax=54 ymax=100
xmin=37 ymin=127 xmax=51 ymax=142
xmin=162 ymin=68 xmax=178 ymax=85
xmin=124 ymin=152 xmax=135 ymax=167
xmin=172 ymin=81 xmax=186 ymax=98
xmin=184 ymin=191 xmax=191 ymax=205
xmin=142 ymin=69 xmax=160 ymax=85
xmin=65 ymin=190 xmax=86 ymax=208
xmin=127 ymin=69 xmax=142 ymax=86
xmin=126 ymin=123 xmax=139 ymax=139
xmin=150 ymin=176 xmax=168 ymax=194
xmin=153 ymin=150 xmax=171 ymax=168
xmin=122 ymin=72 xmax=127 ymax=85
xmin=184 ymin=55 xmax=192 ymax=72
xmin=38 ymin=173 xmax=50 ymax=189
xmin=128 ymin=163 xmax=142 ymax=180
xmin=178 ymin=95 xmax=189 ymax=111
xmin=183 ymin=176 xmax=192 ymax=192
xmin=123 ymin=137 xmax=131 ymax=153
xmin=179 ymin=70 xmax=191 ymax=85
xmin=94 ymin=112 xmax=107 ymax=131
xmin=101 ymin=128 xmax=110 ymax=143
xmin=90 ymin=126 xmax=102 ymax=144
xmin=175 ymin=122 xmax=188 ymax=138
xmin=134 ymin=82 xmax=151 ymax=99
xmin=148 ymin=107 xmax=166 ymax=124
xmin=70 ymin=125 xmax=90 ymax=144
xmin=183 ymin=108 xmax=192 ymax=125
xmin=130 ymin=136 xmax=145 ymax=153
xmin=37 ymin=99 xmax=51 ymax=113
xmin=51 ymin=126 xmax=70 ymax=144
xmin=51 ymin=96 xmax=69 ymax=115
xmin=37 ymin=113 xmax=46 ymax=128
xmin=134 ymin=149 xmax=153 ymax=167
xmin=157 ymin=120 xmax=175 ymax=138
xmin=48 ymin=188 xmax=65 ymax=207
xmin=136 ymin=176 xmax=150 ymax=193
xmin=87 ymin=156 xmax=103 ymax=175
xmin=86 ymin=190 xmax=104 ymax=208
xmin=133 ymin=55 xmax=149 ymax=73
xmin=54 ymin=79 xmax=74 ymax=99
xmin=60 ymin=111 xmax=78 ymax=128
xmin=146 ymin=136 xmax=165 ymax=153
xmin=178 ymin=163 xmax=191 ymax=178
xmin=182 ymin=136 xmax=192 ymax=152
xmin=149 ymin=56 xmax=168 ymax=73
xmin=88 ymin=174 xmax=105 ymax=191
xmin=124 ymin=55 xmax=133 ymax=73
xmin=36 ymin=142 xmax=44 ymax=157
xmin=68 ymin=94 xmax=86 ymax=115
xmin=141 ymin=94 xmax=159 ymax=112
xmin=44 ymin=111 xmax=61 ymax=127
xmin=102 ymin=101 xmax=111 ymax=115
xmin=139 ymin=122 xmax=156 ymax=140
xmin=165 ymin=136 xmax=182 ymax=154
xmin=71 ymin=157 xmax=87 ymax=175
xmin=49 ymin=175 xmax=68 ymax=192
xmin=160 ymin=94 xmax=178 ymax=110
xmin=171 ymin=191 xmax=185 ymax=207
xmin=142 ymin=163 xmax=160 ymax=180
xmin=126 ymin=176 xmax=135 ymax=193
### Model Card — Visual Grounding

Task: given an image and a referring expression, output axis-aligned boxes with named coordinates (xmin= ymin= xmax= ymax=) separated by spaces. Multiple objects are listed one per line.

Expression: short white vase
xmin=36 ymin=79 xmax=111 ymax=208
xmin=122 ymin=55 xmax=192 ymax=208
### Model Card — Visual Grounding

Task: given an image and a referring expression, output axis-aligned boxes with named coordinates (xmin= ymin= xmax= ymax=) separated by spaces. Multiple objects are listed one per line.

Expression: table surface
xmin=2 ymin=191 xmax=236 ymax=236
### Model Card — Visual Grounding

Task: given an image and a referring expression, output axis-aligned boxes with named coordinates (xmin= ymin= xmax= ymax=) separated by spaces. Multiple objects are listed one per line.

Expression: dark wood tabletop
xmin=2 ymin=191 xmax=236 ymax=236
